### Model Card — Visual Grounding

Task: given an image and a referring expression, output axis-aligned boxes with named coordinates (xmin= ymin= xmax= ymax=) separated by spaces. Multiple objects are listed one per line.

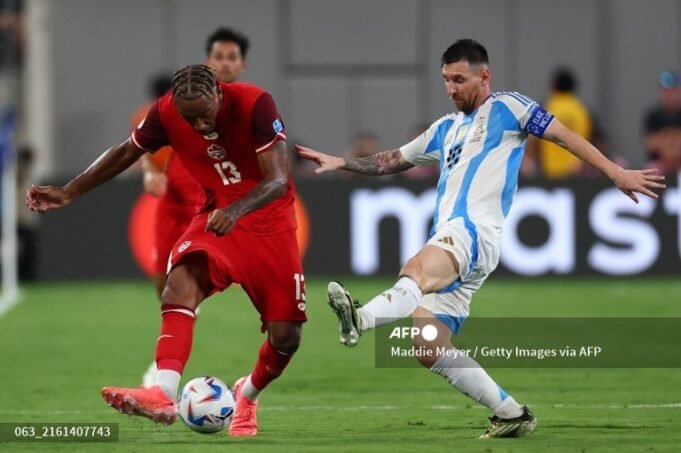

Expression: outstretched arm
xmin=296 ymin=145 xmax=414 ymax=176
xmin=542 ymin=119 xmax=666 ymax=203
xmin=26 ymin=138 xmax=146 ymax=212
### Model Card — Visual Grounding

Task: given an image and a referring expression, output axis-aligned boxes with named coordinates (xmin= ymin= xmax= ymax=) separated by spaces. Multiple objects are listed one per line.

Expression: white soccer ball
xmin=178 ymin=376 xmax=236 ymax=434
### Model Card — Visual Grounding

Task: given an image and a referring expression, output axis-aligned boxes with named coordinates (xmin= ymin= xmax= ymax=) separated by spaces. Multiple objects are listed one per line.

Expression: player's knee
xmin=161 ymin=255 xmax=210 ymax=310
xmin=269 ymin=337 xmax=300 ymax=355
xmin=268 ymin=324 xmax=302 ymax=355
xmin=161 ymin=273 xmax=198 ymax=309
xmin=153 ymin=274 xmax=166 ymax=301
xmin=400 ymin=260 xmax=427 ymax=291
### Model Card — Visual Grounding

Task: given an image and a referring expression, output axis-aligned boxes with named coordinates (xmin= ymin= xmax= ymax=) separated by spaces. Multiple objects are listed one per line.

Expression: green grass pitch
xmin=1 ymin=278 xmax=680 ymax=452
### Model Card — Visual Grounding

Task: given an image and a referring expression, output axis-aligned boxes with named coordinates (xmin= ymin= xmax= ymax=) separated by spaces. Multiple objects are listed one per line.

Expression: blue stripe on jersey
xmin=507 ymin=92 xmax=530 ymax=107
xmin=517 ymin=92 xmax=533 ymax=105
xmin=428 ymin=119 xmax=455 ymax=236
xmin=494 ymin=91 xmax=532 ymax=107
xmin=434 ymin=313 xmax=467 ymax=334
xmin=437 ymin=277 xmax=462 ymax=294
xmin=430 ymin=175 xmax=448 ymax=238
xmin=448 ymin=101 xmax=519 ymax=275
xmin=425 ymin=118 xmax=455 ymax=154
xmin=501 ymin=146 xmax=524 ymax=217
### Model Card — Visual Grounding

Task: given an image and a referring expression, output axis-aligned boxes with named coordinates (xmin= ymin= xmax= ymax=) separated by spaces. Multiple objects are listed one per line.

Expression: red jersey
xmin=163 ymin=152 xmax=203 ymax=207
xmin=130 ymin=101 xmax=202 ymax=208
xmin=132 ymin=82 xmax=295 ymax=234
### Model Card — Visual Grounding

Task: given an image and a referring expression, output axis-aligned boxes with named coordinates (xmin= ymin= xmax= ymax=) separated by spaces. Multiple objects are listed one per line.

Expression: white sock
xmin=358 ymin=277 xmax=422 ymax=332
xmin=430 ymin=349 xmax=523 ymax=419
xmin=156 ymin=369 xmax=181 ymax=400
xmin=240 ymin=375 xmax=261 ymax=402
xmin=142 ymin=360 xmax=158 ymax=388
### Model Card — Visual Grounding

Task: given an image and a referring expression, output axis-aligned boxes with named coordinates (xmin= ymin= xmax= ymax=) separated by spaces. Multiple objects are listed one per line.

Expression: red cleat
xmin=102 ymin=385 xmax=177 ymax=425
xmin=228 ymin=377 xmax=258 ymax=437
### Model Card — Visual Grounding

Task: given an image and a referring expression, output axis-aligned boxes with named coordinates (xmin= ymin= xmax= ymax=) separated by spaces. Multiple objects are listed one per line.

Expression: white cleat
xmin=327 ymin=281 xmax=362 ymax=347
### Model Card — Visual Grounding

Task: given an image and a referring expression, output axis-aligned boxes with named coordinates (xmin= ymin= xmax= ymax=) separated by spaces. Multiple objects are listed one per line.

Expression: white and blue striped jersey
xmin=400 ymin=92 xmax=554 ymax=241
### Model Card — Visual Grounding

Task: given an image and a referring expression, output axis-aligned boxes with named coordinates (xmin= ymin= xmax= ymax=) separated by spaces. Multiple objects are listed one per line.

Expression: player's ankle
xmin=156 ymin=369 xmax=181 ymax=400
xmin=492 ymin=396 xmax=523 ymax=419
xmin=358 ymin=308 xmax=375 ymax=331
xmin=240 ymin=375 xmax=261 ymax=402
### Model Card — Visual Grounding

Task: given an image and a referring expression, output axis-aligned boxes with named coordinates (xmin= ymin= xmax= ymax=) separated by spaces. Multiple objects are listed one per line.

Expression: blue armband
xmin=524 ymin=105 xmax=554 ymax=138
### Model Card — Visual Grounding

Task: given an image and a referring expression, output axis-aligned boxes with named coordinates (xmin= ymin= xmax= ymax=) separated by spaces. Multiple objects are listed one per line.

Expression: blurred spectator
xmin=402 ymin=123 xmax=439 ymax=181
xmin=0 ymin=0 xmax=23 ymax=108
xmin=204 ymin=26 xmax=249 ymax=84
xmin=130 ymin=74 xmax=173 ymax=133
xmin=0 ymin=0 xmax=23 ymax=69
xmin=342 ymin=131 xmax=381 ymax=179
xmin=524 ymin=68 xmax=593 ymax=178
xmin=16 ymin=145 xmax=37 ymax=280
xmin=643 ymin=71 xmax=681 ymax=174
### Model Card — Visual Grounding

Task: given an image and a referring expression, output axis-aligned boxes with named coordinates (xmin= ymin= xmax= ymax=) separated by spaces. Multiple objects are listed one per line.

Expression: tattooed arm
xmin=296 ymin=145 xmax=414 ymax=176
xmin=342 ymin=148 xmax=415 ymax=175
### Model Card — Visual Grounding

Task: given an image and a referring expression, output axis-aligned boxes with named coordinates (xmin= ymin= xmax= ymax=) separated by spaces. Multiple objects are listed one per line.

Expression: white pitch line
xmin=1 ymin=403 xmax=680 ymax=416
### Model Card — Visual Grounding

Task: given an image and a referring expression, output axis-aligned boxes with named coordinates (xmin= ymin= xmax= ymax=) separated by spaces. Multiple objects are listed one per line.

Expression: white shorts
xmin=419 ymin=217 xmax=500 ymax=333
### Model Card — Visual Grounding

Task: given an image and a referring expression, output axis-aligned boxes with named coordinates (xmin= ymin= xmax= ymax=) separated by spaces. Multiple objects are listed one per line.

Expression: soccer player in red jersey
xmin=26 ymin=65 xmax=305 ymax=437
xmin=138 ymin=28 xmax=251 ymax=388
xmin=140 ymin=28 xmax=250 ymax=296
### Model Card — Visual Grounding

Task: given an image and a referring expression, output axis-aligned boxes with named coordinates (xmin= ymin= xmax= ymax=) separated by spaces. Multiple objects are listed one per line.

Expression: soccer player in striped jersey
xmin=297 ymin=39 xmax=665 ymax=438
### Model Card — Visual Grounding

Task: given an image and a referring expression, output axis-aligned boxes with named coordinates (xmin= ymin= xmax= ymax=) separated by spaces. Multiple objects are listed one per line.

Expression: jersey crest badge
xmin=207 ymin=144 xmax=227 ymax=160
xmin=469 ymin=118 xmax=486 ymax=143
xmin=444 ymin=132 xmax=454 ymax=148
xmin=454 ymin=123 xmax=470 ymax=143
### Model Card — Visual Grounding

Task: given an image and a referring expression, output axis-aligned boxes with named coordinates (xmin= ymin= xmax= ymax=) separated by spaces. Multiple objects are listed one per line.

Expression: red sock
xmin=249 ymin=339 xmax=293 ymax=391
xmin=155 ymin=304 xmax=195 ymax=374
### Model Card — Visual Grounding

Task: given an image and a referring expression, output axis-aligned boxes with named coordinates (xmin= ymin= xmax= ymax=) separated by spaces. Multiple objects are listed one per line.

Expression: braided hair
xmin=171 ymin=64 xmax=219 ymax=101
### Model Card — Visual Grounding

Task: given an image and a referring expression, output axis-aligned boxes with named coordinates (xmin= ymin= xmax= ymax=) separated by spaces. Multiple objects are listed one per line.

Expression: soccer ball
xmin=178 ymin=376 xmax=236 ymax=434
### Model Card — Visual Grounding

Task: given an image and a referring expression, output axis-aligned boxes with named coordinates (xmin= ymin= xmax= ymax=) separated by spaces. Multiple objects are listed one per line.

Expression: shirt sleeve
xmin=131 ymin=100 xmax=169 ymax=152
xmin=399 ymin=118 xmax=446 ymax=166
xmin=251 ymin=93 xmax=287 ymax=153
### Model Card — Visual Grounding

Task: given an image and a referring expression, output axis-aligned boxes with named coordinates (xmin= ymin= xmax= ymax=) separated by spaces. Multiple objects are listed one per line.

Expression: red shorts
xmin=154 ymin=199 xmax=195 ymax=274
xmin=168 ymin=213 xmax=307 ymax=325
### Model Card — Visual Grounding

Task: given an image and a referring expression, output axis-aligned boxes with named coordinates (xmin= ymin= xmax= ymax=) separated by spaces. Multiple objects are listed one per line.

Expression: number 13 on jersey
xmin=294 ymin=273 xmax=306 ymax=301
xmin=214 ymin=161 xmax=242 ymax=185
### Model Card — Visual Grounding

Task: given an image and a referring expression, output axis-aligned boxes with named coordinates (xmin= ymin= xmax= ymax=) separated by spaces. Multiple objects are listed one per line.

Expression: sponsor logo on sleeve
xmin=272 ymin=119 xmax=284 ymax=134
xmin=178 ymin=241 xmax=192 ymax=253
